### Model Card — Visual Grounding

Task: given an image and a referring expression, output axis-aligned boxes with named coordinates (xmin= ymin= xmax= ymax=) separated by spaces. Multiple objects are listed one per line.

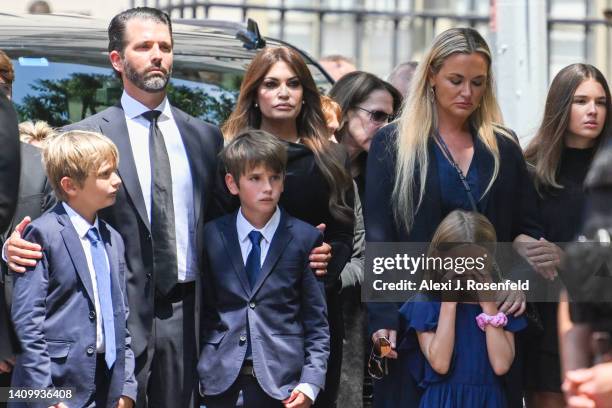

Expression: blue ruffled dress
xmin=399 ymin=296 xmax=526 ymax=408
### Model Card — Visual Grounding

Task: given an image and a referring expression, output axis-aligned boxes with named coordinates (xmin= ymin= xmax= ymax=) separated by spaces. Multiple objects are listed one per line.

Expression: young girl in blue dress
xmin=400 ymin=210 xmax=527 ymax=407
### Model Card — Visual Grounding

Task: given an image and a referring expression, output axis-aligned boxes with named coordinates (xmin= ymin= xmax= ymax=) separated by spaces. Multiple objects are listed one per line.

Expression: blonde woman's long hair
xmin=393 ymin=28 xmax=514 ymax=233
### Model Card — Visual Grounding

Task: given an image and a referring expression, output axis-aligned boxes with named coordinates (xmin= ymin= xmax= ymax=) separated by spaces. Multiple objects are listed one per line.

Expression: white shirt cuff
xmin=294 ymin=383 xmax=320 ymax=403
xmin=2 ymin=239 xmax=9 ymax=263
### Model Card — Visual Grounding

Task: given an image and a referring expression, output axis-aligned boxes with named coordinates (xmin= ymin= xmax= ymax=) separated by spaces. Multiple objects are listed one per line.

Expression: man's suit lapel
xmin=56 ymin=205 xmax=95 ymax=304
xmin=172 ymin=107 xmax=204 ymax=226
xmin=219 ymin=213 xmax=251 ymax=296
xmin=251 ymin=211 xmax=292 ymax=296
xmin=100 ymin=105 xmax=151 ymax=231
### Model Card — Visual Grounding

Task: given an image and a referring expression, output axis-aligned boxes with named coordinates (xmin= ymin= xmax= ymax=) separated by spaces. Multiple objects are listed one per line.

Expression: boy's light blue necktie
xmin=86 ymin=227 xmax=116 ymax=369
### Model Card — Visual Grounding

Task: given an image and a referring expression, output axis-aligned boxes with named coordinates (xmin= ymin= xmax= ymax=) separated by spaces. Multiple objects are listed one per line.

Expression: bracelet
xmin=476 ymin=312 xmax=508 ymax=331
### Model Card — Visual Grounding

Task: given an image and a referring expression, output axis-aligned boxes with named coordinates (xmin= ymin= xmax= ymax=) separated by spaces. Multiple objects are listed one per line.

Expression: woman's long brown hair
xmin=525 ymin=63 xmax=612 ymax=193
xmin=222 ymin=46 xmax=353 ymax=222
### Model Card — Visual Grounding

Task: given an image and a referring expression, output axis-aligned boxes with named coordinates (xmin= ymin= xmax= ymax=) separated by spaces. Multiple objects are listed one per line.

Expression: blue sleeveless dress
xmin=399 ymin=296 xmax=526 ymax=408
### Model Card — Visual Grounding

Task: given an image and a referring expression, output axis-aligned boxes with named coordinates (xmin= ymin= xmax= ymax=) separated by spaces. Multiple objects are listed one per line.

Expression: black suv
xmin=0 ymin=13 xmax=332 ymax=127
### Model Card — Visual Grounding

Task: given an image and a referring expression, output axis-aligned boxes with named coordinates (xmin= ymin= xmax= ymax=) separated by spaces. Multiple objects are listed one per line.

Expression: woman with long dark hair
xmin=327 ymin=71 xmax=401 ymax=406
xmin=523 ymin=63 xmax=612 ymax=408
xmin=220 ymin=46 xmax=355 ymax=408
xmin=329 ymin=71 xmax=402 ymax=197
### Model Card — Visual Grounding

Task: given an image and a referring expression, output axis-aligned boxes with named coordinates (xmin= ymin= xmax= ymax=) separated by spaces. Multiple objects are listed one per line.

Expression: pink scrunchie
xmin=476 ymin=312 xmax=508 ymax=331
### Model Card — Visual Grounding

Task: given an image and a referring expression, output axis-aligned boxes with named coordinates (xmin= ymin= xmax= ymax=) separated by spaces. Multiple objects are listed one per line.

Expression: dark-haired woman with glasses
xmin=328 ymin=71 xmax=401 ymax=407
xmin=329 ymin=71 xmax=402 ymax=200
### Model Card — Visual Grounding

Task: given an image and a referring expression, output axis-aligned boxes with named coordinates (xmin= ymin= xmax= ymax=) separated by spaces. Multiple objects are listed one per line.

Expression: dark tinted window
xmin=11 ymin=57 xmax=241 ymax=127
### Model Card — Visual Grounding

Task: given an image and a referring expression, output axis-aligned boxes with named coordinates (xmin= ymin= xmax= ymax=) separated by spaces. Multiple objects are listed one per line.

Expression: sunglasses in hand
xmin=367 ymin=336 xmax=393 ymax=379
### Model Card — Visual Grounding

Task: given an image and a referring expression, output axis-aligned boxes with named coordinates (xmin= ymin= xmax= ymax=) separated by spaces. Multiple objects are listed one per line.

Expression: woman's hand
xmin=514 ymin=234 xmax=561 ymax=281
xmin=371 ymin=329 xmax=398 ymax=359
xmin=309 ymin=224 xmax=331 ymax=277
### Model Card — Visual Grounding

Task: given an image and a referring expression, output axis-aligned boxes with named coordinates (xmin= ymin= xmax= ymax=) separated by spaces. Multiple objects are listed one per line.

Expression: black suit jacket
xmin=65 ymin=103 xmax=223 ymax=355
xmin=2 ymin=142 xmax=56 ymax=311
xmin=0 ymin=96 xmax=19 ymax=238
xmin=0 ymin=94 xmax=21 ymax=360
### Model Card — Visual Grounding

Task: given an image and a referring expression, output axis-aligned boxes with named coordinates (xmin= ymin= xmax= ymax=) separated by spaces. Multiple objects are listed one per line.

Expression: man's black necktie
xmin=142 ymin=110 xmax=177 ymax=296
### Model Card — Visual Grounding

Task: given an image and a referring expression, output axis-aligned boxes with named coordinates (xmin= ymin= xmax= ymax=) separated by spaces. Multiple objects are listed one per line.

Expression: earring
xmin=427 ymin=85 xmax=435 ymax=101
xmin=254 ymin=102 xmax=258 ymax=108
xmin=302 ymin=100 xmax=305 ymax=105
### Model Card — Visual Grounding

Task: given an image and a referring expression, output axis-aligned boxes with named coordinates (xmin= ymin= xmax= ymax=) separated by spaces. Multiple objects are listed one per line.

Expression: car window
xmin=11 ymin=57 xmax=241 ymax=127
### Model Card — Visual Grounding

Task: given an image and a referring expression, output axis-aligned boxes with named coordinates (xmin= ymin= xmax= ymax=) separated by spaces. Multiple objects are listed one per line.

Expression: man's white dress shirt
xmin=121 ymin=91 xmax=197 ymax=282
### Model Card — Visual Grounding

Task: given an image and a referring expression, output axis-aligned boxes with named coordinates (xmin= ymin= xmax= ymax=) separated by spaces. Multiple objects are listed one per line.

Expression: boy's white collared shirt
xmin=62 ymin=202 xmax=107 ymax=353
xmin=235 ymin=206 xmax=319 ymax=403
xmin=236 ymin=206 xmax=281 ymax=266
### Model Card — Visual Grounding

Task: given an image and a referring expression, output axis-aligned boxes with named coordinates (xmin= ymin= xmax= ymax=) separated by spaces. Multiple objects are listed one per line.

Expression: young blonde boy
xmin=10 ymin=131 xmax=136 ymax=408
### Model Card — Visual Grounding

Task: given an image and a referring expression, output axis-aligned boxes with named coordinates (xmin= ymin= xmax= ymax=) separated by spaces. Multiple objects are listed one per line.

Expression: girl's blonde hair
xmin=393 ymin=28 xmax=514 ymax=233
xmin=426 ymin=210 xmax=498 ymax=285
xmin=429 ymin=210 xmax=497 ymax=256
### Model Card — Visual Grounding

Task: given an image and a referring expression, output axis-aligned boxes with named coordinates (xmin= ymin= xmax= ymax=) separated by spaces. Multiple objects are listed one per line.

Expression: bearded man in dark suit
xmin=4 ymin=8 xmax=223 ymax=407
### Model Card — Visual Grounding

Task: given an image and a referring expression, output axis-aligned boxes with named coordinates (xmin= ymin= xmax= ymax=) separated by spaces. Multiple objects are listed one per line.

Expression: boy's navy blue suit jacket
xmin=198 ymin=208 xmax=330 ymax=400
xmin=10 ymin=203 xmax=136 ymax=408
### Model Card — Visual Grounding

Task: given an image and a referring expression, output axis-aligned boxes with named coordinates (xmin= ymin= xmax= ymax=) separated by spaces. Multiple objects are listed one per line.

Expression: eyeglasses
xmin=367 ymin=336 xmax=392 ymax=379
xmin=356 ymin=106 xmax=394 ymax=124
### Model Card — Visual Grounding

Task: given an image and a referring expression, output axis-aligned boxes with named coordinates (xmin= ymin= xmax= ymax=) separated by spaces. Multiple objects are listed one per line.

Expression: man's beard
xmin=123 ymin=59 xmax=171 ymax=93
